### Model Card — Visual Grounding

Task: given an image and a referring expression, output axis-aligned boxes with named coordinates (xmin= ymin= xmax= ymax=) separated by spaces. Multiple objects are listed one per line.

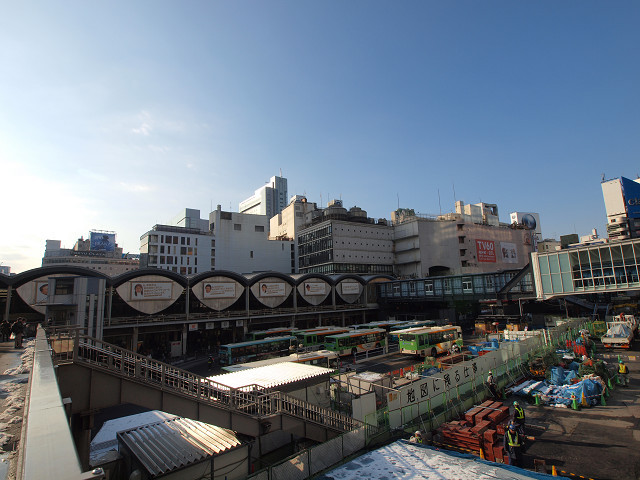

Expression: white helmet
xmin=415 ymin=430 xmax=421 ymax=436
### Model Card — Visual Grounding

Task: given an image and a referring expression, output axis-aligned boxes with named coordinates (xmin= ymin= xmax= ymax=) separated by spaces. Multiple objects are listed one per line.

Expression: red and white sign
xmin=476 ymin=240 xmax=496 ymax=263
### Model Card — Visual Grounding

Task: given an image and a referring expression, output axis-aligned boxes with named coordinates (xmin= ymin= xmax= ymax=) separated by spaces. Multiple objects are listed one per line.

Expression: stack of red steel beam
xmin=437 ymin=400 xmax=510 ymax=463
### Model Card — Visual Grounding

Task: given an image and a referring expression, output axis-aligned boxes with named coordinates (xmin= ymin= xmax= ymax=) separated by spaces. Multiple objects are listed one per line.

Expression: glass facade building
xmin=532 ymin=238 xmax=640 ymax=299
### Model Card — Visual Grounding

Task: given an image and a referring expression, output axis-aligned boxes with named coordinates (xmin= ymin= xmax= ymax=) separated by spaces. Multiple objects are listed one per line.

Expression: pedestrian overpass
xmin=530 ymin=238 xmax=640 ymax=300
xmin=19 ymin=327 xmax=363 ymax=479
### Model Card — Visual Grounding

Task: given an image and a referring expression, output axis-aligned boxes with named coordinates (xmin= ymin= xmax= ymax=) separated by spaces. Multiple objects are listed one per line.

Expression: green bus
xmin=324 ymin=328 xmax=387 ymax=356
xmin=249 ymin=327 xmax=297 ymax=341
xmin=294 ymin=327 xmax=350 ymax=349
xmin=218 ymin=336 xmax=296 ymax=365
xmin=399 ymin=325 xmax=462 ymax=358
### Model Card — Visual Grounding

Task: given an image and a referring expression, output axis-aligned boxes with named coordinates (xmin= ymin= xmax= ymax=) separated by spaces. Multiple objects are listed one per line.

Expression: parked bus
xmin=221 ymin=350 xmax=339 ymax=372
xmin=295 ymin=327 xmax=351 ymax=349
xmin=399 ymin=325 xmax=462 ymax=358
xmin=324 ymin=328 xmax=387 ymax=356
xmin=249 ymin=328 xmax=297 ymax=341
xmin=388 ymin=320 xmax=437 ymax=342
xmin=218 ymin=336 xmax=296 ymax=365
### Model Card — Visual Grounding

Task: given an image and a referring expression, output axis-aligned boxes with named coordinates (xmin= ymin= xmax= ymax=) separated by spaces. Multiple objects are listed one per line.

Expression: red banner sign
xmin=476 ymin=239 xmax=496 ymax=263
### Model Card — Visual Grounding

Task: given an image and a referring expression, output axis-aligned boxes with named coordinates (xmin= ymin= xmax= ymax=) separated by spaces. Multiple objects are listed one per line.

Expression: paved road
xmin=511 ymin=342 xmax=640 ymax=480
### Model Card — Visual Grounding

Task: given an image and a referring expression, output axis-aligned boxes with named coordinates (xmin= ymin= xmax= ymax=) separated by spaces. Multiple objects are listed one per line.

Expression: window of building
xmin=255 ymin=225 xmax=264 ymax=232
xmin=187 ymin=237 xmax=190 ymax=245
xmin=460 ymin=249 xmax=466 ymax=256
xmin=250 ymin=251 xmax=254 ymax=258
xmin=167 ymin=257 xmax=173 ymax=265
xmin=160 ymin=246 xmax=165 ymax=254
xmin=457 ymin=224 xmax=464 ymax=231
xmin=462 ymin=277 xmax=473 ymax=292
xmin=181 ymin=247 xmax=187 ymax=255
xmin=211 ymin=258 xmax=215 ymax=267
xmin=234 ymin=224 xmax=241 ymax=231
xmin=181 ymin=237 xmax=185 ymax=245
xmin=54 ymin=278 xmax=75 ymax=295
xmin=160 ymin=235 xmax=164 ymax=243
xmin=458 ymin=236 xmax=465 ymax=244
xmin=160 ymin=256 xmax=165 ymax=264
xmin=211 ymin=239 xmax=215 ymax=247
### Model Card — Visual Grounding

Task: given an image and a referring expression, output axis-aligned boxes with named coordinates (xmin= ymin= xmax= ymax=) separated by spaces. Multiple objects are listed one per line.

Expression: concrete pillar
xmin=185 ymin=284 xmax=190 ymax=320
xmin=3 ymin=286 xmax=11 ymax=322
xmin=182 ymin=324 xmax=188 ymax=355
xmin=132 ymin=327 xmax=139 ymax=352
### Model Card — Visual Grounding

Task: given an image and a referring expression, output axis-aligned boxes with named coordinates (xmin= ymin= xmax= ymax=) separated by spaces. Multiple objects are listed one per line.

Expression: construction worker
xmin=487 ymin=370 xmax=500 ymax=399
xmin=503 ymin=422 xmax=523 ymax=467
xmin=409 ymin=430 xmax=424 ymax=444
xmin=512 ymin=401 xmax=526 ymax=440
xmin=618 ymin=359 xmax=630 ymax=387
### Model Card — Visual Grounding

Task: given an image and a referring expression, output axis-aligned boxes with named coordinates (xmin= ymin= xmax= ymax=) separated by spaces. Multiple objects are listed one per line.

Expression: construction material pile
xmin=436 ymin=400 xmax=510 ymax=463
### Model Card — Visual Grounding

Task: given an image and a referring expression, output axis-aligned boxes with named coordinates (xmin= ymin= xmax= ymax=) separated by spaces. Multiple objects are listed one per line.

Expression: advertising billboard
xmin=500 ymin=242 xmax=518 ymax=264
xmin=621 ymin=176 xmax=640 ymax=219
xmin=341 ymin=282 xmax=361 ymax=295
xmin=509 ymin=212 xmax=542 ymax=237
xmin=203 ymin=282 xmax=236 ymax=298
xmin=303 ymin=282 xmax=326 ymax=296
xmin=90 ymin=232 xmax=116 ymax=252
xmin=475 ymin=240 xmax=496 ymax=263
xmin=259 ymin=282 xmax=286 ymax=297
xmin=35 ymin=281 xmax=49 ymax=304
xmin=131 ymin=281 xmax=172 ymax=300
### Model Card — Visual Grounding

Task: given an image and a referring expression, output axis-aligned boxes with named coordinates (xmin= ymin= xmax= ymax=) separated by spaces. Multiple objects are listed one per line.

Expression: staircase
xmin=49 ymin=330 xmax=361 ymax=434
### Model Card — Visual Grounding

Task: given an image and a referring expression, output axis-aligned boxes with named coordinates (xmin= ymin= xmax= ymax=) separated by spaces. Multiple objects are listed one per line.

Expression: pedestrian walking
xmin=486 ymin=370 xmax=500 ymax=399
xmin=503 ymin=422 xmax=523 ymax=467
xmin=0 ymin=321 xmax=11 ymax=342
xmin=618 ymin=359 xmax=629 ymax=387
xmin=11 ymin=319 xmax=25 ymax=349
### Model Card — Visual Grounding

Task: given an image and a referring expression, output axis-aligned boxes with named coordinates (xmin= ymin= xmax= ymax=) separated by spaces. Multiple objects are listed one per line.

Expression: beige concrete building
xmin=393 ymin=202 xmax=535 ymax=278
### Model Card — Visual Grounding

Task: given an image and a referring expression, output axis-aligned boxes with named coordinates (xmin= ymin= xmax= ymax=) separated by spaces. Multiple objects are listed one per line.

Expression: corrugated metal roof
xmin=211 ymin=362 xmax=332 ymax=390
xmin=117 ymin=417 xmax=242 ymax=477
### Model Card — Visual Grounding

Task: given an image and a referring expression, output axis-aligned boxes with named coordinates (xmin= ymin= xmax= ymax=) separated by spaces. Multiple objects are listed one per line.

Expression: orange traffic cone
xmin=479 ymin=448 xmax=485 ymax=460
xmin=551 ymin=465 xmax=558 ymax=476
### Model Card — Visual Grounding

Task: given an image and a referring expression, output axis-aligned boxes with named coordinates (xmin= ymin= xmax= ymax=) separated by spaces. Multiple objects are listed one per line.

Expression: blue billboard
xmin=90 ymin=232 xmax=116 ymax=252
xmin=621 ymin=177 xmax=640 ymax=219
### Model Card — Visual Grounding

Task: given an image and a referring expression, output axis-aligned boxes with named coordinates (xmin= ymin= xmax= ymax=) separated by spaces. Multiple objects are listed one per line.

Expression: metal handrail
xmin=49 ymin=330 xmax=360 ymax=432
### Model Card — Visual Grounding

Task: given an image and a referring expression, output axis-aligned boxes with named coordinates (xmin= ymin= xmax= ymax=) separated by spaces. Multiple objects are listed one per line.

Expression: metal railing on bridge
xmin=48 ymin=328 xmax=362 ymax=433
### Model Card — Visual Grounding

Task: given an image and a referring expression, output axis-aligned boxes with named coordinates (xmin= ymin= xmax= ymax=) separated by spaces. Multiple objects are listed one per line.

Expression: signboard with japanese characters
xmin=475 ymin=239 xmax=496 ymax=263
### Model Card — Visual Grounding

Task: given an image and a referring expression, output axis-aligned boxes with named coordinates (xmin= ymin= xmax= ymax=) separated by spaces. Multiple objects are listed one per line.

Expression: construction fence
xmin=248 ymin=426 xmax=367 ymax=480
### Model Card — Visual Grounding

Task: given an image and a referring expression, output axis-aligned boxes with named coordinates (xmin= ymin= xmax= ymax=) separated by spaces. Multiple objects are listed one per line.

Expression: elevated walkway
xmin=50 ymin=329 xmax=361 ymax=465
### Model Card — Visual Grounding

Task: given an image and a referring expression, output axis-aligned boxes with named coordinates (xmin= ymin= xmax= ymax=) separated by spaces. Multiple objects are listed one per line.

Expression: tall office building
xmin=602 ymin=176 xmax=640 ymax=240
xmin=239 ymin=175 xmax=288 ymax=218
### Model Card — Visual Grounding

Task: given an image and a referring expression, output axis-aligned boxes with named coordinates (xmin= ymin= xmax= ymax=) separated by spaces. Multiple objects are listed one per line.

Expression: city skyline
xmin=2 ymin=1 xmax=638 ymax=274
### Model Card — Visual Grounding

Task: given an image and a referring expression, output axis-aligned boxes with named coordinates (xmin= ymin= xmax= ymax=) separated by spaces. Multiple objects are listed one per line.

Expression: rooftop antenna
xmin=601 ymin=173 xmax=606 ymax=182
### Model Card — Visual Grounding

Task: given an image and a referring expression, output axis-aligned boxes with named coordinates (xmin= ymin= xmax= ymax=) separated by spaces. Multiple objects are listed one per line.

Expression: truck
xmin=601 ymin=321 xmax=634 ymax=349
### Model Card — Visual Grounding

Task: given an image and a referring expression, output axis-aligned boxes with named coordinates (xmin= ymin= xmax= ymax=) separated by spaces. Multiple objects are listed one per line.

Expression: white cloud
xmin=118 ymin=182 xmax=153 ymax=193
xmin=132 ymin=122 xmax=152 ymax=136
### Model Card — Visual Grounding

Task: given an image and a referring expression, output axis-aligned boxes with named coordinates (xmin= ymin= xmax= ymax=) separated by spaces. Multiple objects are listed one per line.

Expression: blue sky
xmin=1 ymin=1 xmax=639 ymax=273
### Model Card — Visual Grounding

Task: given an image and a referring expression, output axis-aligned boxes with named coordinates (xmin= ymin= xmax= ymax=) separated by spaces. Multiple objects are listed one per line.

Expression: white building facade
xmin=140 ymin=209 xmax=214 ymax=275
xmin=210 ymin=205 xmax=295 ymax=274
xmin=239 ymin=175 xmax=288 ymax=218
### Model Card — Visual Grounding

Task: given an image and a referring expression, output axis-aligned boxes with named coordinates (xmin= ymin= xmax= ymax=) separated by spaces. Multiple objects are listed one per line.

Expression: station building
xmin=0 ymin=266 xmax=391 ymax=357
